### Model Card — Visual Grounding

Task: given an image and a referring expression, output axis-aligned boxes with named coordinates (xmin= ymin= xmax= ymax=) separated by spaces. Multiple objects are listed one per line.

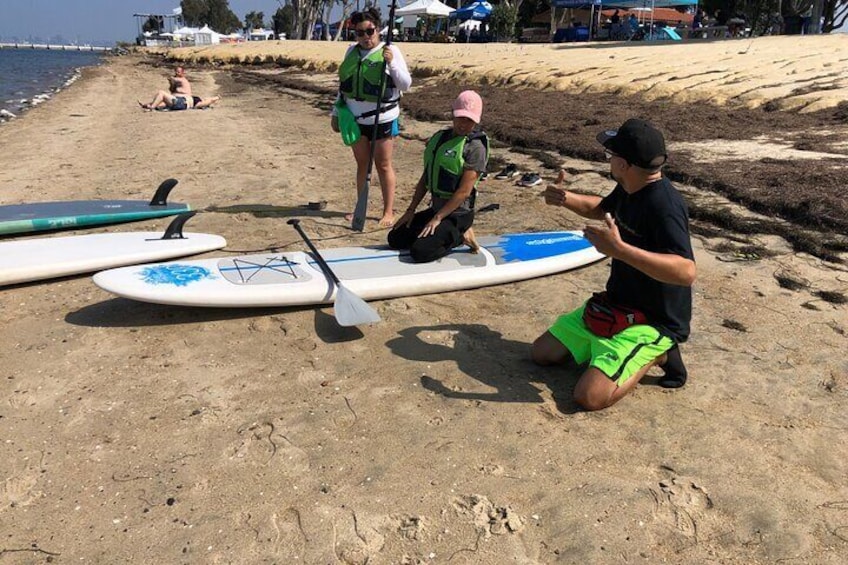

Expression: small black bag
xmin=582 ymin=292 xmax=647 ymax=338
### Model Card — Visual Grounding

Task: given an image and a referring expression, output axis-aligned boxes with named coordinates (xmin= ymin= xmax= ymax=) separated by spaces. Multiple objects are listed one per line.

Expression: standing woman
xmin=332 ymin=8 xmax=412 ymax=227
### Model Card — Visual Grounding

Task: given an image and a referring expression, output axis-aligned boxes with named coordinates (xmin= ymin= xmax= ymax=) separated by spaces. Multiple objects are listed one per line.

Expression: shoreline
xmin=0 ymin=50 xmax=107 ymax=120
xmin=0 ymin=52 xmax=846 ymax=563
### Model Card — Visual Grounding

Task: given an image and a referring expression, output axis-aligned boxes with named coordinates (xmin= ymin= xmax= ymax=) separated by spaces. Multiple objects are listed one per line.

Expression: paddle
xmin=351 ymin=0 xmax=399 ymax=232
xmin=287 ymin=219 xmax=380 ymax=326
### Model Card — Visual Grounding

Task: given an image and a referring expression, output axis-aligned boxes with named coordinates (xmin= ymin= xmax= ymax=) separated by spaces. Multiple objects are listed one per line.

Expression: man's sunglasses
xmin=355 ymin=27 xmax=376 ymax=37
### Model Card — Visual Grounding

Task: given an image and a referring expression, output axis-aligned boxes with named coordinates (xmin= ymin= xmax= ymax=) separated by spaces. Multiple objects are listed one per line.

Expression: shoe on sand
xmin=495 ymin=164 xmax=518 ymax=180
xmin=658 ymin=344 xmax=687 ymax=388
xmin=518 ymin=173 xmax=542 ymax=187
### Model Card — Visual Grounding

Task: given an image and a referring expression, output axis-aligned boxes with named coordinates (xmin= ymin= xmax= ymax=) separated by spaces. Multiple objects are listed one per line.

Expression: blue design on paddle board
xmin=139 ymin=264 xmax=215 ymax=286
xmin=492 ymin=232 xmax=593 ymax=262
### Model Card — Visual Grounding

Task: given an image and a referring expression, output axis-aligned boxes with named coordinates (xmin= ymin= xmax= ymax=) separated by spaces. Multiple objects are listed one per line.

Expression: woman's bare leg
xmin=373 ymin=137 xmax=395 ymax=227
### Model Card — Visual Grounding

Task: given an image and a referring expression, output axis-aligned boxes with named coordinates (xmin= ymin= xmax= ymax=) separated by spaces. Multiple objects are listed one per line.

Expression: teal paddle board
xmin=0 ymin=179 xmax=190 ymax=235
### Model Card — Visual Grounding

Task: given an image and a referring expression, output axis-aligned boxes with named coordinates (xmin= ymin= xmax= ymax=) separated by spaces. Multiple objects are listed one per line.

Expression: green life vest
xmin=338 ymin=47 xmax=397 ymax=105
xmin=423 ymin=128 xmax=489 ymax=206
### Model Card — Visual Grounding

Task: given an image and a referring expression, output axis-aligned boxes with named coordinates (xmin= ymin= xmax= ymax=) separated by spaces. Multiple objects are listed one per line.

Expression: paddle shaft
xmin=287 ymin=219 xmax=341 ymax=285
xmin=351 ymin=0 xmax=398 ymax=232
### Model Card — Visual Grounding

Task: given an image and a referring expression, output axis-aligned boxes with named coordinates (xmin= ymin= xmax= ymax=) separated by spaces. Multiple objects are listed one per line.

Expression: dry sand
xmin=1 ymin=38 xmax=847 ymax=564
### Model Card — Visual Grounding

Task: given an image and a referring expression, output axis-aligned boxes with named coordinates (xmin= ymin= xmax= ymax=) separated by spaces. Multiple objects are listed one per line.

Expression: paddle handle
xmin=287 ymin=219 xmax=341 ymax=285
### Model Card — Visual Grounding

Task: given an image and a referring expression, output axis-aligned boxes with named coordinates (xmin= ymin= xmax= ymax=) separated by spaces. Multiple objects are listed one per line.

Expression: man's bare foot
xmin=344 ymin=212 xmax=354 ymax=222
xmin=378 ymin=214 xmax=395 ymax=228
xmin=462 ymin=227 xmax=480 ymax=253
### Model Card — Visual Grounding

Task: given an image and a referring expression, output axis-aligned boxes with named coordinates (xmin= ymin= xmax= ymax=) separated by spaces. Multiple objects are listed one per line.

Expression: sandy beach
xmin=1 ymin=37 xmax=847 ymax=564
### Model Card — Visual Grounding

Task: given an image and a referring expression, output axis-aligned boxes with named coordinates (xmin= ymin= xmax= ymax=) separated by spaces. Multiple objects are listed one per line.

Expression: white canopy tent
xmin=396 ymin=0 xmax=454 ymax=35
xmin=395 ymin=0 xmax=455 ymax=17
xmin=194 ymin=25 xmax=220 ymax=45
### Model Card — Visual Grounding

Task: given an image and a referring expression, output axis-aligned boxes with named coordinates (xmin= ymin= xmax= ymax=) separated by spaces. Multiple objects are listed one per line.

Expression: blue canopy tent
xmin=450 ymin=1 xmax=494 ymax=21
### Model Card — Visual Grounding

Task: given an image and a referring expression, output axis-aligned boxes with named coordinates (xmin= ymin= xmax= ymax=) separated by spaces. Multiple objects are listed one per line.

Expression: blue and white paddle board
xmin=93 ymin=231 xmax=605 ymax=307
xmin=1 ymin=213 xmax=225 ymax=287
xmin=0 ymin=178 xmax=189 ymax=235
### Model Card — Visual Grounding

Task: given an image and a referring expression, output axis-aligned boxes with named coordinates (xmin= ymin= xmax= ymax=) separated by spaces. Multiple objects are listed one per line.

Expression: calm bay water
xmin=0 ymin=49 xmax=104 ymax=116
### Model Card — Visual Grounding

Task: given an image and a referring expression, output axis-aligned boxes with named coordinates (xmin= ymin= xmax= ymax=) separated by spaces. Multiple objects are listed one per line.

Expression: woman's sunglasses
xmin=355 ymin=27 xmax=376 ymax=37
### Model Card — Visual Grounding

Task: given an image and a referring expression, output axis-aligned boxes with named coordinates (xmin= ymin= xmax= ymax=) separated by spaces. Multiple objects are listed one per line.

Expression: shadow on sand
xmin=386 ymin=323 xmax=583 ymax=414
xmin=65 ymin=298 xmax=366 ymax=343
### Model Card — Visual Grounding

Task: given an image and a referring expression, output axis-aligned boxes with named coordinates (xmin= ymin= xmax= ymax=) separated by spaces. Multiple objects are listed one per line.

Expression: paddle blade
xmin=333 ymin=284 xmax=380 ymax=326
xmin=351 ymin=191 xmax=368 ymax=232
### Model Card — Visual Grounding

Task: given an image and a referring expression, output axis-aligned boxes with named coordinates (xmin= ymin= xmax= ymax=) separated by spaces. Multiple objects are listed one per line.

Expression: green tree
xmin=180 ymin=0 xmax=242 ymax=33
xmin=272 ymin=4 xmax=294 ymax=38
xmin=245 ymin=11 xmax=266 ymax=30
xmin=181 ymin=0 xmax=208 ymax=26
xmin=491 ymin=2 xmax=519 ymax=41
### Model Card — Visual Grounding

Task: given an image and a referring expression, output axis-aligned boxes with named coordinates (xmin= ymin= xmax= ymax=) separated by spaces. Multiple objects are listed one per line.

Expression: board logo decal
xmin=492 ymin=233 xmax=592 ymax=262
xmin=139 ymin=264 xmax=215 ymax=286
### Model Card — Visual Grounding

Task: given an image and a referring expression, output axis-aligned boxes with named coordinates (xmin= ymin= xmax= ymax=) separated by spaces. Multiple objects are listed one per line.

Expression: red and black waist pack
xmin=582 ymin=292 xmax=647 ymax=338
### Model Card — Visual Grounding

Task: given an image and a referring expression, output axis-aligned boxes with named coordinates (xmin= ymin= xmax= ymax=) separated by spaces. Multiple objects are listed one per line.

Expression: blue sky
xmin=0 ymin=0 xmax=353 ymax=45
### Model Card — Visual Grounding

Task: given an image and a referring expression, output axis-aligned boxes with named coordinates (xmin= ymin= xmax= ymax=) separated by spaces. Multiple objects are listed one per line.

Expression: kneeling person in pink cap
xmin=388 ymin=90 xmax=488 ymax=263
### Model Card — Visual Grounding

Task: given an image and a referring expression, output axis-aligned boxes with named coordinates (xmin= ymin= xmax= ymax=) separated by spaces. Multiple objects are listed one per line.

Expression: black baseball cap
xmin=596 ymin=118 xmax=667 ymax=170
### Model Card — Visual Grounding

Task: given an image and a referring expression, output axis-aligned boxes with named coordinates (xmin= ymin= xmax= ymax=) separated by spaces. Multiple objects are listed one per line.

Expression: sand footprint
xmin=2 ymin=471 xmax=41 ymax=509
xmin=452 ymin=494 xmax=524 ymax=537
xmin=246 ymin=507 xmax=308 ymax=557
xmin=650 ymin=476 xmax=714 ymax=539
xmin=332 ymin=508 xmax=386 ymax=565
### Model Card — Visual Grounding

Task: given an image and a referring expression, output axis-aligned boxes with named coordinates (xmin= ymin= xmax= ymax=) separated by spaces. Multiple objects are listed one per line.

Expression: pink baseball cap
xmin=452 ymin=90 xmax=483 ymax=123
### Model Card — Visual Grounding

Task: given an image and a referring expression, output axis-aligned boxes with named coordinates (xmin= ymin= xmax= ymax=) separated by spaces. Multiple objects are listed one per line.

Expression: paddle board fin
xmin=160 ymin=211 xmax=196 ymax=240
xmin=149 ymin=178 xmax=179 ymax=206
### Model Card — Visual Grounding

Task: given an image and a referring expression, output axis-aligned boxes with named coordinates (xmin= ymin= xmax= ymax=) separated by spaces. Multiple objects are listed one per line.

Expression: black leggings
xmin=387 ymin=208 xmax=474 ymax=263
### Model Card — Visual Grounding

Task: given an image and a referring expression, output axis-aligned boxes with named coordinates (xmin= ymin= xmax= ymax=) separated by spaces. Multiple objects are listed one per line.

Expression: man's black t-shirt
xmin=600 ymin=178 xmax=694 ymax=342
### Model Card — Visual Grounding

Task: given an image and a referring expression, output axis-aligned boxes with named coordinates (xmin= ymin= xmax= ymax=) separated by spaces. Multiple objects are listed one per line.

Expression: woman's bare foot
xmin=137 ymin=100 xmax=152 ymax=111
xmin=462 ymin=227 xmax=480 ymax=253
xmin=378 ymin=214 xmax=395 ymax=228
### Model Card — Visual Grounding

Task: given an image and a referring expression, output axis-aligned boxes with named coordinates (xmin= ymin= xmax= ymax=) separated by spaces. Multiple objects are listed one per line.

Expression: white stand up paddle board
xmin=1 ymin=212 xmax=226 ymax=287
xmin=93 ymin=231 xmax=605 ymax=307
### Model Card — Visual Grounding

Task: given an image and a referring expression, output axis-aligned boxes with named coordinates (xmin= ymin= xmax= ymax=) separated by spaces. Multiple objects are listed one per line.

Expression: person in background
xmin=534 ymin=118 xmax=695 ymax=411
xmin=627 ymin=13 xmax=640 ymax=37
xmin=138 ymin=66 xmax=194 ymax=110
xmin=387 ymin=91 xmax=488 ymax=263
xmin=332 ymin=7 xmax=412 ymax=227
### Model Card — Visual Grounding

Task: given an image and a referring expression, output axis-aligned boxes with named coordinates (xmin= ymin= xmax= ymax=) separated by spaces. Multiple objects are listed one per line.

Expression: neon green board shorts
xmin=549 ymin=303 xmax=675 ymax=386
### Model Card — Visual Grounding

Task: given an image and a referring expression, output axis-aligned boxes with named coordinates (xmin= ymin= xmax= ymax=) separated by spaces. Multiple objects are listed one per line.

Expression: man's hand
xmin=544 ymin=185 xmax=567 ymax=207
xmin=583 ymin=213 xmax=623 ymax=258
xmin=543 ymin=168 xmax=568 ymax=207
